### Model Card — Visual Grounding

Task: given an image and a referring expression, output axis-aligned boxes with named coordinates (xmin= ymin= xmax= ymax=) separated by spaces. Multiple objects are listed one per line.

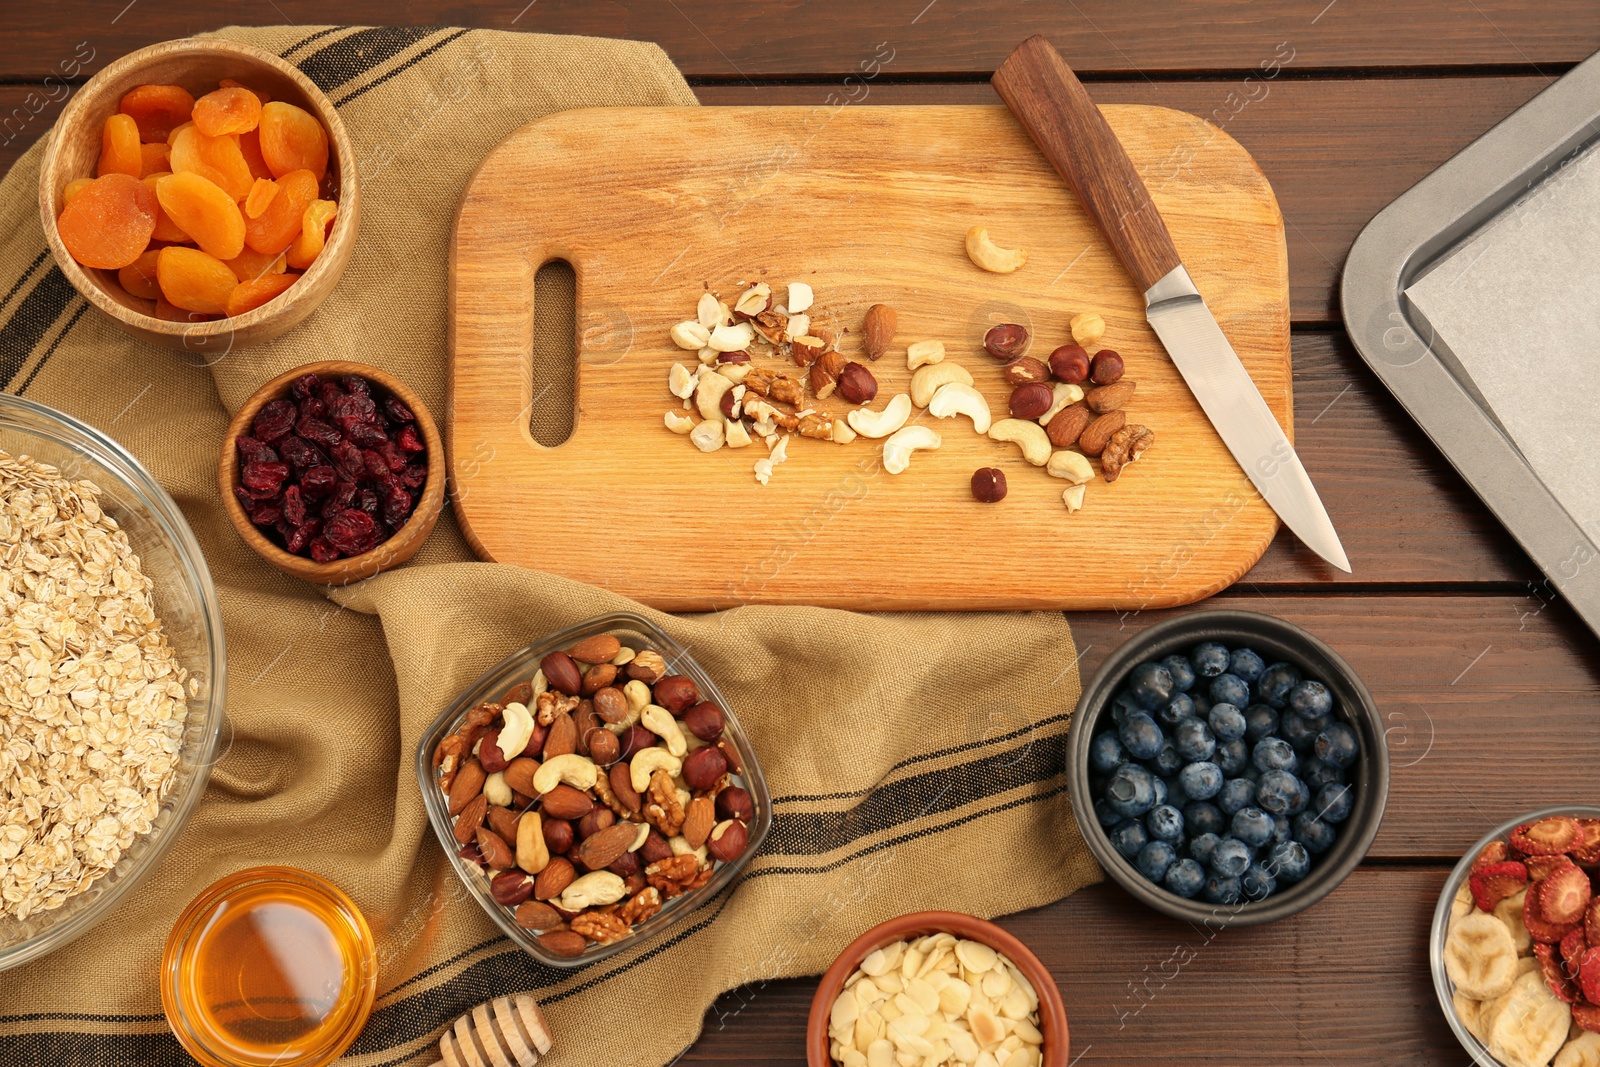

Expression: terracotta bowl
xmin=219 ymin=361 xmax=444 ymax=585
xmin=38 ymin=37 xmax=360 ymax=352
xmin=806 ymin=911 xmax=1068 ymax=1067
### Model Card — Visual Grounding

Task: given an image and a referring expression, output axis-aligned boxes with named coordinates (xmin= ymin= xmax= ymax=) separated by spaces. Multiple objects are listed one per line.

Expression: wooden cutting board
xmin=449 ymin=105 xmax=1288 ymax=611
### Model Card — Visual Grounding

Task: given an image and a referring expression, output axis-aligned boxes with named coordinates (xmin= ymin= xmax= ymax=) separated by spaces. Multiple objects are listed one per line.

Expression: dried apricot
xmin=169 ymin=125 xmax=253 ymax=200
xmin=139 ymin=142 xmax=171 ymax=178
xmin=156 ymin=246 xmax=237 ymax=314
xmin=220 ymin=78 xmax=271 ymax=104
xmin=155 ymin=171 xmax=245 ymax=260
xmin=238 ymin=129 xmax=273 ymax=181
xmin=226 ymin=272 xmax=298 ymax=316
xmin=56 ymin=173 xmax=156 ymax=269
xmin=258 ymin=102 xmax=328 ymax=180
xmin=97 ymin=113 xmax=142 ymax=178
xmin=223 ymin=247 xmax=286 ymax=283
xmin=119 ymin=84 xmax=194 ymax=142
xmin=166 ymin=121 xmax=192 ymax=147
xmin=243 ymin=177 xmax=278 ymax=219
xmin=62 ymin=178 xmax=93 ymax=204
xmin=243 ymin=169 xmax=318 ymax=255
xmin=141 ymin=173 xmax=192 ymax=244
xmin=285 ymin=199 xmax=337 ymax=269
xmin=118 ymin=249 xmax=163 ymax=300
xmin=193 ymin=87 xmax=262 ymax=137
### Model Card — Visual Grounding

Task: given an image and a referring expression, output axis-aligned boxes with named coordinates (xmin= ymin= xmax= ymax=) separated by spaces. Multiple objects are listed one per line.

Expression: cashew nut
xmin=497 ymin=702 xmax=536 ymax=760
xmin=531 ymin=668 xmax=547 ymax=698
xmin=881 ymin=425 xmax=942 ymax=475
xmin=484 ymin=771 xmax=512 ymax=807
xmin=1037 ymin=382 xmax=1085 ymax=426
xmin=532 ymin=753 xmax=598 ymax=795
xmin=988 ymin=418 xmax=1051 ymax=466
xmin=557 ymin=871 xmax=627 ymax=912
xmin=725 ymin=419 xmax=752 ymax=448
xmin=906 ymin=340 xmax=945 ymax=370
xmin=671 ymin=320 xmax=710 ymax=350
xmin=926 ymin=382 xmax=992 ymax=434
xmin=630 ymin=748 xmax=683 ymax=793
xmin=1046 ymin=450 xmax=1094 ymax=485
xmin=787 ymin=282 xmax=814 ymax=313
xmin=911 ymin=362 xmax=974 ymax=407
xmin=965 ymin=226 xmax=1027 ymax=274
xmin=611 ymin=646 xmax=636 ymax=667
xmin=708 ymin=321 xmax=755 ymax=352
xmin=695 ymin=373 xmax=733 ymax=421
xmin=628 ymin=823 xmax=651 ymax=852
xmin=831 ymin=419 xmax=858 ymax=444
xmin=1062 ymin=484 xmax=1086 ymax=513
xmin=690 ymin=419 xmax=724 ymax=453
xmin=623 ymin=679 xmax=652 ymax=713
xmin=664 ymin=410 xmax=694 ymax=434
xmin=641 ymin=704 xmax=688 ymax=757
xmin=669 ymin=835 xmax=710 ymax=866
xmin=696 ymin=291 xmax=721 ymax=328
xmin=847 ymin=393 xmax=912 ymax=439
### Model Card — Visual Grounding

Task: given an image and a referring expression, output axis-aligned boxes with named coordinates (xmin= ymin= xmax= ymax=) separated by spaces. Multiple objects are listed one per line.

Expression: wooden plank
xmin=1 ymin=1 xmax=1596 ymax=81
xmin=681 ymin=870 xmax=1461 ymax=1065
xmin=450 ymin=104 xmax=1291 ymax=611
xmin=1069 ymin=594 xmax=1598 ymax=859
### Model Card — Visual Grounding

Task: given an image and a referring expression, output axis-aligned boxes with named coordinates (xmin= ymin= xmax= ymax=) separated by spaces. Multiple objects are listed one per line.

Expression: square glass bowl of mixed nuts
xmin=416 ymin=612 xmax=769 ymax=968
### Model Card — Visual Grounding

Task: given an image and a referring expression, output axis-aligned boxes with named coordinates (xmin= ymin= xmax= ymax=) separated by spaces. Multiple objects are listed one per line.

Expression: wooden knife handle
xmin=992 ymin=35 xmax=1182 ymax=293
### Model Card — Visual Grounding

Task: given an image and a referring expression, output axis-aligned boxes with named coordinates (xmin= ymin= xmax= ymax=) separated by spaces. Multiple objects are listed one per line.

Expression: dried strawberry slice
xmin=1536 ymin=942 xmax=1582 ymax=1003
xmin=1576 ymin=1002 xmax=1600 ymax=1035
xmin=1588 ymin=899 xmax=1600 ymax=947
xmin=1540 ymin=864 xmax=1594 ymax=925
xmin=1511 ymin=816 xmax=1583 ymax=856
xmin=1581 ymin=946 xmax=1600 ymax=1005
xmin=1527 ymin=854 xmax=1576 ymax=880
xmin=1562 ymin=928 xmax=1589 ymax=978
xmin=1526 ymin=883 xmax=1581 ymax=943
xmin=1470 ymin=860 xmax=1529 ymax=912
xmin=1473 ymin=839 xmax=1510 ymax=873
xmin=1572 ymin=819 xmax=1600 ymax=865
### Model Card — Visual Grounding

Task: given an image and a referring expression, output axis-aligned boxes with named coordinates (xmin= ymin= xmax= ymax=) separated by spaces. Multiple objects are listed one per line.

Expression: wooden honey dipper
xmin=424 ymin=994 xmax=553 ymax=1067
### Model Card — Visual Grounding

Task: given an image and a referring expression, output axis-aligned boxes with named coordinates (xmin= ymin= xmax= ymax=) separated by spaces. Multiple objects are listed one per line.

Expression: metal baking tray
xmin=1342 ymin=48 xmax=1600 ymax=635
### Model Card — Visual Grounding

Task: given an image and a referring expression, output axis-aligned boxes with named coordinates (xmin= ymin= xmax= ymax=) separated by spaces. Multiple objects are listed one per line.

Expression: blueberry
xmin=1152 ymin=740 xmax=1184 ymax=776
xmin=1230 ymin=806 xmax=1274 ymax=849
xmin=1256 ymin=662 xmax=1301 ymax=708
xmin=1210 ymin=836 xmax=1253 ymax=877
xmin=1293 ymin=813 xmax=1336 ymax=854
xmin=1315 ymin=782 xmax=1354 ymax=824
xmin=1157 ymin=693 xmax=1196 ymax=727
xmin=1239 ymin=763 xmax=1264 ymax=784
xmin=1127 ymin=662 xmax=1175 ymax=710
xmin=1118 ymin=712 xmax=1164 ymax=760
xmin=1190 ymin=691 xmax=1213 ymax=717
xmin=1105 ymin=763 xmax=1159 ymax=818
xmin=1228 ymin=647 xmax=1266 ymax=685
xmin=1252 ymin=736 xmax=1299 ymax=773
xmin=1279 ymin=710 xmax=1321 ymax=753
xmin=1256 ymin=769 xmax=1310 ymax=816
xmin=1313 ymin=722 xmax=1360 ymax=768
xmin=1217 ymin=777 xmax=1256 ymax=816
xmin=1264 ymin=840 xmax=1311 ymax=884
xmin=1288 ymin=679 xmax=1334 ymax=719
xmin=1209 ymin=673 xmax=1251 ymax=709
xmin=1188 ymin=832 xmax=1222 ymax=866
xmin=1160 ymin=654 xmax=1197 ymax=694
xmin=1178 ymin=761 xmax=1224 ymax=800
xmin=1089 ymin=731 xmax=1126 ymax=774
xmin=1136 ymin=840 xmax=1178 ymax=883
xmin=1110 ymin=819 xmax=1149 ymax=859
xmin=1213 ymin=738 xmax=1249 ymax=777
xmin=1299 ymin=757 xmax=1344 ymax=792
xmin=1173 ymin=718 xmax=1216 ymax=762
xmin=1270 ymin=813 xmax=1292 ymax=845
xmin=1202 ymin=873 xmax=1243 ymax=905
xmin=1151 ymin=776 xmax=1169 ymax=806
xmin=1163 ymin=858 xmax=1206 ymax=898
xmin=1146 ymin=803 xmax=1185 ymax=844
xmin=1190 ymin=641 xmax=1230 ymax=678
xmin=1208 ymin=703 xmax=1247 ymax=742
xmin=1165 ymin=774 xmax=1191 ymax=808
xmin=1184 ymin=800 xmax=1225 ymax=836
xmin=1109 ymin=689 xmax=1142 ymax=725
xmin=1243 ymin=703 xmax=1280 ymax=742
xmin=1094 ymin=798 xmax=1120 ymax=826
xmin=1241 ymin=863 xmax=1278 ymax=901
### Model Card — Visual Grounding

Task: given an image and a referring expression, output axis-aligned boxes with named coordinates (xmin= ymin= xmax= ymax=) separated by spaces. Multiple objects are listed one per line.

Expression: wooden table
xmin=8 ymin=3 xmax=1599 ymax=1063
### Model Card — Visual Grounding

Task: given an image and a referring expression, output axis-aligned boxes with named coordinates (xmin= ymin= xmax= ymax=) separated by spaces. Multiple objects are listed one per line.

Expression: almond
xmin=574 ymin=822 xmax=640 ymax=872
xmin=1078 ymin=410 xmax=1126 ymax=456
xmin=862 ymin=303 xmax=896 ymax=361
xmin=476 ymin=826 xmax=515 ymax=869
xmin=515 ymin=900 xmax=563 ymax=931
xmin=486 ymin=805 xmax=521 ymax=843
xmin=568 ymin=634 xmax=622 ymax=664
xmin=1086 ymin=380 xmax=1136 ymax=414
xmin=1046 ymin=403 xmax=1091 ymax=448
xmin=542 ymin=712 xmax=577 ymax=759
xmin=500 ymin=681 xmax=533 ymax=706
xmin=540 ymin=784 xmax=595 ymax=820
xmin=682 ymin=796 xmax=716 ymax=850
xmin=447 ymin=759 xmax=487 ymax=815
xmin=610 ymin=763 xmax=642 ymax=813
xmin=533 ymin=856 xmax=576 ymax=901
xmin=537 ymin=929 xmax=587 ymax=958
xmin=453 ymin=793 xmax=488 ymax=844
xmin=502 ymin=756 xmax=540 ymax=797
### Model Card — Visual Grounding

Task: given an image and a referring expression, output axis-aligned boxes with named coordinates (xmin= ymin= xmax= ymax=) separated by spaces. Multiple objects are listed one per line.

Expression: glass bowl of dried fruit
xmin=0 ymin=393 xmax=225 ymax=972
xmin=416 ymin=612 xmax=770 ymax=968
xmin=1431 ymin=806 xmax=1600 ymax=1067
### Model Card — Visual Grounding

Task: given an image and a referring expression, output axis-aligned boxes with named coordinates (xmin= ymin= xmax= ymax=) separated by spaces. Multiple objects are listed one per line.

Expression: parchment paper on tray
xmin=1404 ymin=141 xmax=1600 ymax=537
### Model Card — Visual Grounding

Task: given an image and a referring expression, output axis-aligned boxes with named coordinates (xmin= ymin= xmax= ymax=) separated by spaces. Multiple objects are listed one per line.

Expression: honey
xmin=162 ymin=867 xmax=377 ymax=1067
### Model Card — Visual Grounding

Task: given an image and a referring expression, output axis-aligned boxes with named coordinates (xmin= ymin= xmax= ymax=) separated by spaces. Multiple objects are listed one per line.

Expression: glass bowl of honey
xmin=161 ymin=867 xmax=378 ymax=1067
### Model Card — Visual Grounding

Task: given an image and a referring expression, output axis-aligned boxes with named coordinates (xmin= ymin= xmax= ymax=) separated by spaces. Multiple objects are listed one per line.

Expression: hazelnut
xmin=707 ymin=819 xmax=749 ymax=863
xmin=837 ymin=362 xmax=878 ymax=404
xmin=478 ymin=728 xmax=509 ymax=774
xmin=640 ymin=829 xmax=674 ymax=865
xmin=716 ymin=350 xmax=751 ymax=364
xmin=1090 ymin=349 xmax=1125 ymax=384
xmin=608 ymin=850 xmax=641 ymax=877
xmin=970 ymin=467 xmax=1007 ymax=503
xmin=682 ymin=746 xmax=728 ymax=791
xmin=580 ymin=662 xmax=617 ymax=695
xmin=1070 ymin=311 xmax=1106 ymax=346
xmin=586 ymin=728 xmax=620 ymax=766
xmin=617 ymin=724 xmax=658 ymax=761
xmin=576 ymin=807 xmax=616 ymax=841
xmin=791 ymin=336 xmax=826 ymax=366
xmin=1002 ymin=356 xmax=1050 ymax=385
xmin=540 ymin=651 xmax=582 ymax=696
xmin=542 ymin=818 xmax=575 ymax=855
xmin=652 ymin=674 xmax=699 ymax=715
xmin=626 ymin=649 xmax=668 ymax=684
xmin=683 ymin=701 xmax=725 ymax=741
xmin=490 ymin=870 xmax=534 ymax=906
xmin=719 ymin=389 xmax=738 ymax=419
xmin=715 ymin=737 xmax=743 ymax=774
xmin=593 ymin=686 xmax=629 ymax=724
xmin=1009 ymin=382 xmax=1053 ymax=420
xmin=983 ymin=323 xmax=1029 ymax=359
xmin=1048 ymin=344 xmax=1090 ymax=383
xmin=716 ymin=786 xmax=754 ymax=823
xmin=810 ymin=350 xmax=845 ymax=399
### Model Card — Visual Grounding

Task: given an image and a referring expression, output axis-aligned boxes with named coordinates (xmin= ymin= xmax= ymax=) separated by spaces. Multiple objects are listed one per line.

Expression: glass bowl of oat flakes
xmin=0 ymin=394 xmax=224 ymax=972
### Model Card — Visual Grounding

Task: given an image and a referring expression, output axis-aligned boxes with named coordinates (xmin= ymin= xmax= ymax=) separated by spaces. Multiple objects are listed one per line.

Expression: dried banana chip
xmin=1447 ymin=912 xmax=1521 ymax=998
xmin=1454 ymin=882 xmax=1476 ymax=922
xmin=1456 ymin=991 xmax=1487 ymax=1043
xmin=1489 ymin=971 xmax=1573 ymax=1067
xmin=1556 ymin=1032 xmax=1600 ymax=1067
xmin=1496 ymin=889 xmax=1534 ymax=954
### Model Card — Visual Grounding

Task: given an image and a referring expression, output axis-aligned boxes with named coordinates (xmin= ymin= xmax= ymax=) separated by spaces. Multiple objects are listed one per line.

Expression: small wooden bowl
xmin=38 ymin=37 xmax=360 ymax=351
xmin=806 ymin=911 xmax=1069 ymax=1067
xmin=220 ymin=361 xmax=444 ymax=585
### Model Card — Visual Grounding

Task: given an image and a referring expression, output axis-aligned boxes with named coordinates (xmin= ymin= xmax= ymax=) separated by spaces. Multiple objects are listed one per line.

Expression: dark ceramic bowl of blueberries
xmin=1067 ymin=610 xmax=1389 ymax=926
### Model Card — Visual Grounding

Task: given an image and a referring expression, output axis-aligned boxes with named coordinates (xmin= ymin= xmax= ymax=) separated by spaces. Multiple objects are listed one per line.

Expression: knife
xmin=992 ymin=35 xmax=1350 ymax=573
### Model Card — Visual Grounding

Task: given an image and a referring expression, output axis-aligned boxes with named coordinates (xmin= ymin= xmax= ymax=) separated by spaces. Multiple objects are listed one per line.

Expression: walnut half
xmin=1101 ymin=424 xmax=1153 ymax=482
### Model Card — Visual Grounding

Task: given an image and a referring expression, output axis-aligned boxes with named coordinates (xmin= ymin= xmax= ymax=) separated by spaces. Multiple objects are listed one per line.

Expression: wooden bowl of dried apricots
xmin=38 ymin=37 xmax=360 ymax=351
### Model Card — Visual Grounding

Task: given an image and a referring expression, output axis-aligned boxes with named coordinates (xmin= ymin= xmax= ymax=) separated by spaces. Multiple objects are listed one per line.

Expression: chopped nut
xmin=671 ymin=320 xmax=710 ymax=349
xmin=785 ymin=313 xmax=810 ymax=342
xmin=733 ymin=283 xmax=771 ymax=318
xmin=1062 ymin=484 xmax=1086 ymax=513
xmin=792 ymin=335 xmax=827 ymax=366
xmin=1101 ymin=424 xmax=1153 ymax=482
xmin=689 ymin=420 xmax=724 ymax=453
xmin=787 ymin=282 xmax=814 ymax=313
xmin=709 ymin=321 xmax=756 ymax=352
xmin=645 ymin=854 xmax=704 ymax=899
xmin=809 ymin=350 xmax=846 ymax=399
xmin=668 ymin=362 xmax=696 ymax=399
xmin=831 ymin=419 xmax=858 ymax=444
xmin=696 ymin=291 xmax=721 ymax=328
xmin=725 ymin=420 xmax=753 ymax=448
xmin=744 ymin=367 xmax=804 ymax=406
xmin=750 ymin=308 xmax=788 ymax=345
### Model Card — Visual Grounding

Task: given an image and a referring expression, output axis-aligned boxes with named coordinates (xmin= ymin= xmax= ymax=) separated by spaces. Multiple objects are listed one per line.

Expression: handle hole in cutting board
xmin=529 ymin=258 xmax=576 ymax=447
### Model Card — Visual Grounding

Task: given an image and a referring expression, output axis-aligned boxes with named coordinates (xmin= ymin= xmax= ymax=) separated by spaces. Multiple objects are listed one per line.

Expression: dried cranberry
xmin=300 ymin=466 xmax=338 ymax=496
xmin=331 ymin=440 xmax=365 ymax=478
xmin=296 ymin=415 xmax=341 ymax=449
xmin=301 ymin=397 xmax=327 ymax=420
xmin=377 ymin=440 xmax=409 ymax=472
xmin=282 ymin=485 xmax=308 ymax=526
xmin=248 ymin=503 xmax=282 ymax=526
xmin=317 ymin=381 xmax=346 ymax=406
xmin=290 ymin=373 xmax=321 ymax=401
xmin=357 ymin=489 xmax=381 ymax=521
xmin=330 ymin=481 xmax=359 ymax=510
xmin=233 ymin=486 xmax=257 ymax=512
xmin=308 ymin=536 xmax=339 ymax=562
xmin=251 ymin=400 xmax=297 ymax=443
xmin=384 ymin=396 xmax=415 ymax=423
xmin=355 ymin=449 xmax=386 ymax=480
xmin=401 ymin=464 xmax=428 ymax=489
xmin=240 ymin=461 xmax=290 ymax=494
xmin=324 ymin=509 xmax=379 ymax=555
xmin=285 ymin=519 xmax=319 ymax=554
xmin=346 ymin=419 xmax=387 ymax=447
xmin=383 ymin=486 xmax=413 ymax=527
xmin=341 ymin=375 xmax=371 ymax=398
xmin=330 ymin=393 xmax=377 ymax=424
xmin=235 ymin=435 xmax=278 ymax=466
xmin=396 ymin=425 xmax=425 ymax=453
xmin=277 ymin=436 xmax=326 ymax=471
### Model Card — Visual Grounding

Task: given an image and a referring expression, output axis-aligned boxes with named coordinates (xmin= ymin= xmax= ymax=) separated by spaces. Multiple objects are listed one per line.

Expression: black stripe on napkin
xmin=0 ymin=266 xmax=79 ymax=392
xmin=294 ymin=25 xmax=446 ymax=94
xmin=332 ymin=28 xmax=472 ymax=108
